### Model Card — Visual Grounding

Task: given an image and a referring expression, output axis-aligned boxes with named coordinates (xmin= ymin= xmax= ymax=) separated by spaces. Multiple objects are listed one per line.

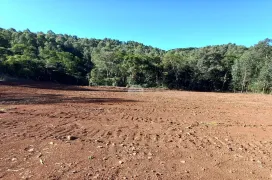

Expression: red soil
xmin=1 ymin=82 xmax=272 ymax=179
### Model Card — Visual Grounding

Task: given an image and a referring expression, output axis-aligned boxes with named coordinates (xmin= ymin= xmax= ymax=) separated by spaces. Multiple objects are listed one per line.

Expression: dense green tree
xmin=0 ymin=27 xmax=271 ymax=93
xmin=163 ymin=52 xmax=187 ymax=88
xmin=232 ymin=39 xmax=272 ymax=93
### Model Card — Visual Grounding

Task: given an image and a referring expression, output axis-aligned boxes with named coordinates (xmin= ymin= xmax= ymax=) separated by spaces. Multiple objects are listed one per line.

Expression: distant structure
xmin=127 ymin=85 xmax=144 ymax=94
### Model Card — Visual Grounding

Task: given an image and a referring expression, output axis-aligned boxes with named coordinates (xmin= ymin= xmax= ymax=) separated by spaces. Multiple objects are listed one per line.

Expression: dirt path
xmin=1 ymin=82 xmax=272 ymax=179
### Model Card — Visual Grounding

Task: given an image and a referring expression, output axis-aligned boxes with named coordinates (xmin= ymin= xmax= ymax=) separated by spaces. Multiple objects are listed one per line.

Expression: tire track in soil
xmin=1 ymin=84 xmax=272 ymax=179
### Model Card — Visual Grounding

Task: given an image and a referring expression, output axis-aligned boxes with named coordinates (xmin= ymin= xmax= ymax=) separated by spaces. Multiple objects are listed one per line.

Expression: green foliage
xmin=232 ymin=39 xmax=272 ymax=93
xmin=0 ymin=27 xmax=271 ymax=93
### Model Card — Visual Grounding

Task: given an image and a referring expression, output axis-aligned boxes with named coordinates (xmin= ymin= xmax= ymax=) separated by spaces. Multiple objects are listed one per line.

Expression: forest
xmin=0 ymin=27 xmax=271 ymax=93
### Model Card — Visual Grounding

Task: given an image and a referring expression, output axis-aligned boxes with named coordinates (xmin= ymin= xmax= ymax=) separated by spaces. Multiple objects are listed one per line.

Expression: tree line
xmin=0 ymin=28 xmax=271 ymax=93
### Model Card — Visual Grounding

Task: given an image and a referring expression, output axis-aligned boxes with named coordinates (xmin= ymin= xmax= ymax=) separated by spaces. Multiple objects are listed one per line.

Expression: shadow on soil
xmin=0 ymin=81 xmax=137 ymax=105
xmin=0 ymin=81 xmax=127 ymax=92
xmin=0 ymin=92 xmax=137 ymax=105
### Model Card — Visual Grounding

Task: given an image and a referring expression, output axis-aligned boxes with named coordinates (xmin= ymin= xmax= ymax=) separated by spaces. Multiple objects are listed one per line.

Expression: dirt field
xmin=1 ymin=82 xmax=272 ymax=180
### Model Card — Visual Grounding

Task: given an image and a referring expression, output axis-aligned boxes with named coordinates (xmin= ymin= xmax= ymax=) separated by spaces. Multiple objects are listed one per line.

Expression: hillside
xmin=0 ymin=28 xmax=271 ymax=93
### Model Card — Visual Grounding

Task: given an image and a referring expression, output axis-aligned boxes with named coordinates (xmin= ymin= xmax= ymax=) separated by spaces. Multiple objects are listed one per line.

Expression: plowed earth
xmin=1 ymin=82 xmax=272 ymax=180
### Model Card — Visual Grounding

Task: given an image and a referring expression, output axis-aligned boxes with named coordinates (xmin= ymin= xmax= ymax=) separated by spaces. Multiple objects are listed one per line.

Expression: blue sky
xmin=0 ymin=0 xmax=271 ymax=50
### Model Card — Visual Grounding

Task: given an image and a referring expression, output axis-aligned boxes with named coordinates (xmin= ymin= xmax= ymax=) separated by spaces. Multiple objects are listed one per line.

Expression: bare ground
xmin=1 ymin=82 xmax=272 ymax=179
